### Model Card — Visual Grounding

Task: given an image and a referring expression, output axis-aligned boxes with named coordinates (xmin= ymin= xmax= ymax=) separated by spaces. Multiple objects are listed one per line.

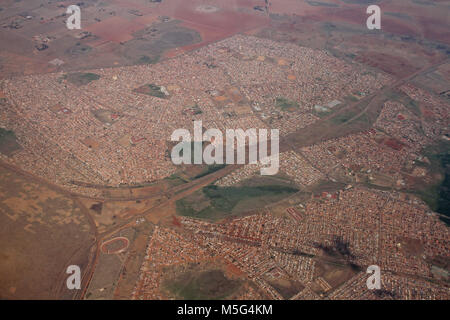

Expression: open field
xmin=1 ymin=0 xmax=447 ymax=80
xmin=408 ymin=141 xmax=450 ymax=224
xmin=176 ymin=183 xmax=299 ymax=221
xmin=0 ymin=0 xmax=269 ymax=78
xmin=0 ymin=163 xmax=96 ymax=299
xmin=0 ymin=128 xmax=21 ymax=156
xmin=267 ymin=278 xmax=305 ymax=299
xmin=163 ymin=268 xmax=242 ymax=300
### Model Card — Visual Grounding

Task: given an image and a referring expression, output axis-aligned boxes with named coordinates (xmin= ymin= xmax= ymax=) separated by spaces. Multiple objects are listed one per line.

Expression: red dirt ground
xmin=418 ymin=18 xmax=450 ymax=45
xmin=376 ymin=137 xmax=405 ymax=151
xmin=381 ymin=1 xmax=450 ymax=44
xmin=156 ymin=0 xmax=270 ymax=58
xmin=382 ymin=17 xmax=421 ymax=38
xmin=270 ymin=0 xmax=448 ymax=46
xmin=355 ymin=51 xmax=421 ymax=78
xmin=420 ymin=105 xmax=436 ymax=119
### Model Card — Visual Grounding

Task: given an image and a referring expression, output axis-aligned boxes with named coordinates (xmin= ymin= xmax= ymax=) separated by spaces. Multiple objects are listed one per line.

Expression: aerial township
xmin=0 ymin=35 xmax=392 ymax=196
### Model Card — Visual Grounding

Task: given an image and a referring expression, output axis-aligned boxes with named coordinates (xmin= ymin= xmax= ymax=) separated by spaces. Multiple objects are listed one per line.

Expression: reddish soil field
xmin=225 ymin=260 xmax=245 ymax=277
xmin=172 ymin=215 xmax=182 ymax=227
xmin=161 ymin=1 xmax=270 ymax=57
xmin=418 ymin=18 xmax=450 ymax=45
xmin=0 ymin=52 xmax=54 ymax=78
xmin=271 ymin=1 xmax=446 ymax=47
xmin=355 ymin=51 xmax=420 ymax=78
xmin=420 ymin=105 xmax=436 ymax=119
xmin=381 ymin=1 xmax=450 ymax=44
xmin=384 ymin=138 xmax=405 ymax=151
xmin=382 ymin=17 xmax=421 ymax=38
xmin=134 ymin=14 xmax=159 ymax=25
xmin=176 ymin=6 xmax=269 ymax=33
xmin=376 ymin=137 xmax=405 ymax=151
xmin=324 ymin=7 xmax=367 ymax=26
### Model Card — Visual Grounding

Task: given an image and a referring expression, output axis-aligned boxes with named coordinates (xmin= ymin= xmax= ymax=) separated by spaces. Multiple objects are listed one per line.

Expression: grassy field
xmin=133 ymin=83 xmax=168 ymax=98
xmin=165 ymin=164 xmax=226 ymax=188
xmin=412 ymin=141 xmax=450 ymax=224
xmin=284 ymin=85 xmax=393 ymax=150
xmin=176 ymin=183 xmax=298 ymax=221
xmin=240 ymin=174 xmax=297 ymax=188
xmin=0 ymin=128 xmax=21 ymax=156
xmin=165 ymin=173 xmax=189 ymax=187
xmin=194 ymin=164 xmax=227 ymax=179
xmin=275 ymin=97 xmax=299 ymax=112
xmin=136 ymin=55 xmax=160 ymax=65
xmin=163 ymin=269 xmax=241 ymax=300
xmin=267 ymin=278 xmax=304 ymax=299
xmin=63 ymin=72 xmax=100 ymax=86
xmin=329 ymin=110 xmax=358 ymax=125
xmin=306 ymin=0 xmax=339 ymax=7
xmin=0 ymin=128 xmax=14 ymax=141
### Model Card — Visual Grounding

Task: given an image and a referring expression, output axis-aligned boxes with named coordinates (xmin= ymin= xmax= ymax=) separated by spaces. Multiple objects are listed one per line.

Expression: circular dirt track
xmin=101 ymin=237 xmax=130 ymax=254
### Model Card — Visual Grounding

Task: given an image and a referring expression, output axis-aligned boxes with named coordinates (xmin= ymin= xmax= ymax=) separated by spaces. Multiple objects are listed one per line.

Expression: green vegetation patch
xmin=411 ymin=0 xmax=435 ymax=6
xmin=137 ymin=55 xmax=160 ymax=65
xmin=275 ymin=97 xmax=299 ymax=111
xmin=189 ymin=103 xmax=203 ymax=115
xmin=339 ymin=0 xmax=379 ymax=4
xmin=163 ymin=269 xmax=241 ymax=300
xmin=330 ymin=110 xmax=357 ymax=124
xmin=241 ymin=174 xmax=297 ymax=188
xmin=385 ymin=12 xmax=411 ymax=20
xmin=176 ymin=184 xmax=298 ymax=221
xmin=314 ymin=107 xmax=332 ymax=118
xmin=133 ymin=83 xmax=168 ymax=98
xmin=306 ymin=1 xmax=339 ymax=7
xmin=194 ymin=164 xmax=226 ymax=179
xmin=0 ymin=128 xmax=15 ymax=142
xmin=66 ymin=43 xmax=92 ymax=56
xmin=405 ymin=99 xmax=421 ymax=118
xmin=413 ymin=141 xmax=450 ymax=225
xmin=267 ymin=279 xmax=304 ymax=299
xmin=165 ymin=173 xmax=189 ymax=187
xmin=64 ymin=72 xmax=100 ymax=86
xmin=203 ymin=185 xmax=298 ymax=212
xmin=0 ymin=128 xmax=21 ymax=156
